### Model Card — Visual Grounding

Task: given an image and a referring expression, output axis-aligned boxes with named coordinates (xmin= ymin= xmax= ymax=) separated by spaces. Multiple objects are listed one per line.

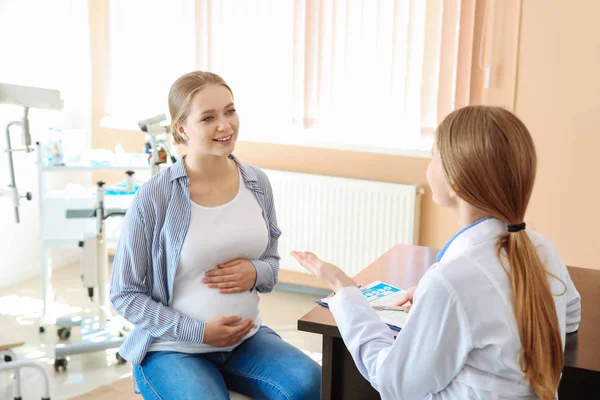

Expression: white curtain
xmin=106 ymin=0 xmax=475 ymax=149
xmin=107 ymin=0 xmax=196 ymax=120
xmin=195 ymin=0 xmax=295 ymax=135
xmin=293 ymin=0 xmax=475 ymax=146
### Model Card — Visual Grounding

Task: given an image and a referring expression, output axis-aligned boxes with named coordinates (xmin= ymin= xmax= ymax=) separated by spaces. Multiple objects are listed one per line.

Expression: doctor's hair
xmin=436 ymin=105 xmax=563 ymax=400
xmin=168 ymin=71 xmax=234 ymax=145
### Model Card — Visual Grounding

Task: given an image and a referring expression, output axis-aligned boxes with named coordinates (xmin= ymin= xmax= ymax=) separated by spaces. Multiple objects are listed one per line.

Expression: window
xmin=106 ymin=0 xmax=477 ymax=153
xmin=107 ymin=0 xmax=195 ymax=119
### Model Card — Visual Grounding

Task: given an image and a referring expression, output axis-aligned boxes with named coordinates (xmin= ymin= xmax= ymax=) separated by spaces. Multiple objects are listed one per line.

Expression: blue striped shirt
xmin=109 ymin=155 xmax=282 ymax=365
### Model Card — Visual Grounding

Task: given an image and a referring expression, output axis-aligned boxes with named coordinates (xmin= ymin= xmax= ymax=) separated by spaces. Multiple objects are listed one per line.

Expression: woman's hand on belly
xmin=203 ymin=259 xmax=257 ymax=293
xmin=203 ymin=315 xmax=255 ymax=347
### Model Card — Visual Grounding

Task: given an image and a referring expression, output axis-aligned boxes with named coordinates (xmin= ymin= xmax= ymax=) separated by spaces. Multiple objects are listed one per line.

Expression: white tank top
xmin=149 ymin=170 xmax=269 ymax=353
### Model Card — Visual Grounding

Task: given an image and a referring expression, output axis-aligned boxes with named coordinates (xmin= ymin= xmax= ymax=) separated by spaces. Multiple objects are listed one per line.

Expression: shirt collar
xmin=169 ymin=154 xmax=259 ymax=186
xmin=437 ymin=217 xmax=507 ymax=263
xmin=169 ymin=157 xmax=188 ymax=182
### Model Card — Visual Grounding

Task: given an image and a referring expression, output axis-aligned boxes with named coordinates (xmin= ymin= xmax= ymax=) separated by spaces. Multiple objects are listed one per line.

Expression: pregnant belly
xmin=171 ymin=278 xmax=260 ymax=323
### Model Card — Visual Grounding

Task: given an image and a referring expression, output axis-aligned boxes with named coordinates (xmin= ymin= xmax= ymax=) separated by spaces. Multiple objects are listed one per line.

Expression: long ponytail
xmin=498 ymin=231 xmax=563 ymax=399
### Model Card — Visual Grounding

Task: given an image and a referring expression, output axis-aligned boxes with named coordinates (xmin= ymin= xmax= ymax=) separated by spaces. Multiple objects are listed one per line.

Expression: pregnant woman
xmin=110 ymin=71 xmax=321 ymax=400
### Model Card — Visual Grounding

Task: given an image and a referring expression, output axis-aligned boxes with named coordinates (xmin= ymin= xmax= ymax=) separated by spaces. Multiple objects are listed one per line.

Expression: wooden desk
xmin=297 ymin=244 xmax=600 ymax=399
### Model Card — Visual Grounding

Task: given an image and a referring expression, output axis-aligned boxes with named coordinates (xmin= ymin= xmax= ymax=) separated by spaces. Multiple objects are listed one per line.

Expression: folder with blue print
xmin=317 ymin=280 xmax=409 ymax=331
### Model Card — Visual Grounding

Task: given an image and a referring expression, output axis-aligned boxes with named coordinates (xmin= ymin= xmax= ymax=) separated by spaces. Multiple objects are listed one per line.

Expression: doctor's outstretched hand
xmin=291 ymin=251 xmax=356 ymax=293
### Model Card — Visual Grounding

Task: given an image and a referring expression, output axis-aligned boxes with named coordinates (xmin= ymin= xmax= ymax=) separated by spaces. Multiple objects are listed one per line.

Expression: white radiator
xmin=264 ymin=170 xmax=423 ymax=277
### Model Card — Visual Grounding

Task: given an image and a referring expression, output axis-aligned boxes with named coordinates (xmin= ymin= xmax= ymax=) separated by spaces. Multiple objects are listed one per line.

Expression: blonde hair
xmin=168 ymin=71 xmax=233 ymax=144
xmin=436 ymin=106 xmax=563 ymax=399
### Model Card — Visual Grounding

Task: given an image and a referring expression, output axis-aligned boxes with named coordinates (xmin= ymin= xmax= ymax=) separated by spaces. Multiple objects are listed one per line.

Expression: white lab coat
xmin=329 ymin=218 xmax=581 ymax=400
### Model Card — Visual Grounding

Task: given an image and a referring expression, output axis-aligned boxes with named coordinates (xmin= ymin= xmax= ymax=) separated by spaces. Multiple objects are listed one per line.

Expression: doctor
xmin=292 ymin=106 xmax=581 ymax=400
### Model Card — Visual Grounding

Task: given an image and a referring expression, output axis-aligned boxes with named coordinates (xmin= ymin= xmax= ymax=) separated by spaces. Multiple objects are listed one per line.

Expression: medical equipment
xmin=52 ymin=180 xmax=130 ymax=371
xmin=125 ymin=170 xmax=135 ymax=191
xmin=37 ymin=154 xmax=151 ymax=330
xmin=0 ymin=82 xmax=62 ymax=223
xmin=138 ymin=113 xmax=177 ymax=175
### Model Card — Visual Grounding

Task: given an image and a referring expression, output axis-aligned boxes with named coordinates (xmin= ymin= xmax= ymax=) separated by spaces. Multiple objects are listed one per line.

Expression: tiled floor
xmin=0 ymin=264 xmax=323 ymax=400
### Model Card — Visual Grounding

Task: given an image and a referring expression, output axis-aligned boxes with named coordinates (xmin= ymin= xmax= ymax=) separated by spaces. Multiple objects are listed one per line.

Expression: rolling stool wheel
xmin=54 ymin=358 xmax=68 ymax=372
xmin=56 ymin=327 xmax=71 ymax=341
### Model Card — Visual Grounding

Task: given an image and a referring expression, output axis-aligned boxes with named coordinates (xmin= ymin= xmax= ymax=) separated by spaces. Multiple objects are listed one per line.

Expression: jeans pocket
xmin=133 ymin=365 xmax=163 ymax=400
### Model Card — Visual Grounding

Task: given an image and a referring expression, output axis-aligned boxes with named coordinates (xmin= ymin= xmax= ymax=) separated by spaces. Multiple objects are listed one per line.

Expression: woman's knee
xmin=284 ymin=358 xmax=321 ymax=400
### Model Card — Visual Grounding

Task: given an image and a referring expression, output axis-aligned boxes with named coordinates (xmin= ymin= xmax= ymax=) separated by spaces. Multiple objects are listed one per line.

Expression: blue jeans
xmin=133 ymin=326 xmax=321 ymax=400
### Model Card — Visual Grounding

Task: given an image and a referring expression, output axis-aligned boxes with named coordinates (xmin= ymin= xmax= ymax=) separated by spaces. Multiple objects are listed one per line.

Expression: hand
xmin=203 ymin=316 xmax=255 ymax=347
xmin=203 ymin=259 xmax=257 ymax=293
xmin=291 ymin=251 xmax=356 ymax=293
xmin=394 ymin=285 xmax=417 ymax=312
